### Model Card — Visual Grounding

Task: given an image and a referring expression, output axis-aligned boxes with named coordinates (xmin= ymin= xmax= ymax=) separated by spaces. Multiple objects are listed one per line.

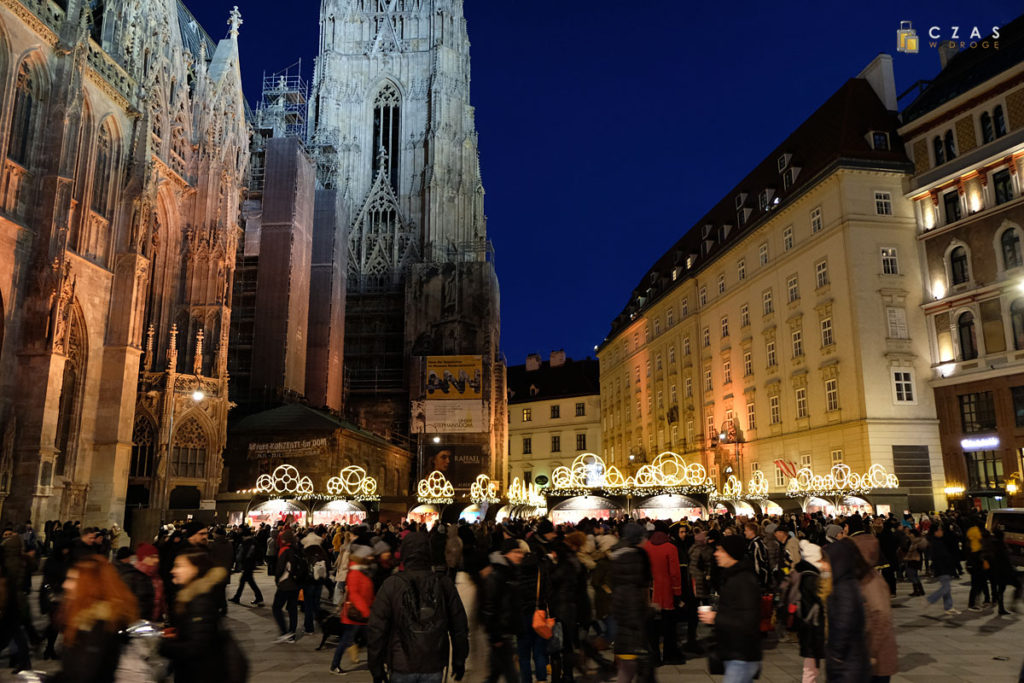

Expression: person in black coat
xmin=229 ymin=528 xmax=264 ymax=606
xmin=160 ymin=550 xmax=247 ymax=683
xmin=669 ymin=523 xmax=698 ymax=651
xmin=480 ymin=540 xmax=525 ymax=682
xmin=699 ymin=535 xmax=761 ymax=683
xmin=823 ymin=539 xmax=870 ymax=683
xmin=549 ymin=537 xmax=590 ymax=683
xmin=114 ymin=548 xmax=155 ymax=624
xmin=925 ymin=525 xmax=959 ymax=615
xmin=610 ymin=523 xmax=653 ymax=683
xmin=366 ymin=531 xmax=469 ymax=682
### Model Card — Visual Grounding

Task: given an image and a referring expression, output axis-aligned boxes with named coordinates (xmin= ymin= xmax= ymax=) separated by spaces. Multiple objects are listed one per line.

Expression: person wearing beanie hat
xmin=113 ymin=544 xmax=155 ymax=623
xmin=134 ymin=542 xmax=165 ymax=621
xmin=182 ymin=521 xmax=208 ymax=546
xmin=698 ymin=534 xmax=762 ymax=681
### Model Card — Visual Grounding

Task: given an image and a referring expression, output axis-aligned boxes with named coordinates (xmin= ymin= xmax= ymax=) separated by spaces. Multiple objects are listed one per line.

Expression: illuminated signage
xmin=960 ymin=436 xmax=999 ymax=451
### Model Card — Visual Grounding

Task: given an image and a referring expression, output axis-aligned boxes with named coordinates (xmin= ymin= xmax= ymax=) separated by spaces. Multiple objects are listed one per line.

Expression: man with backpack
xmin=273 ymin=528 xmax=308 ymax=643
xmin=367 ymin=530 xmax=469 ymax=683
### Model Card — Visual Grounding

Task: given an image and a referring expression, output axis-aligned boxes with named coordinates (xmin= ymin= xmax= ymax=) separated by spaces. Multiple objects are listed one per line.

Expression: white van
xmin=985 ymin=508 xmax=1024 ymax=568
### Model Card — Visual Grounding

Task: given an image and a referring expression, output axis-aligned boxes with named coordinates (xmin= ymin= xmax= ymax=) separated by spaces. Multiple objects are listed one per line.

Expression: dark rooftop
xmin=231 ymin=403 xmax=398 ymax=449
xmin=902 ymin=15 xmax=1024 ymax=125
xmin=603 ymin=75 xmax=911 ymax=345
xmin=507 ymin=358 xmax=600 ymax=404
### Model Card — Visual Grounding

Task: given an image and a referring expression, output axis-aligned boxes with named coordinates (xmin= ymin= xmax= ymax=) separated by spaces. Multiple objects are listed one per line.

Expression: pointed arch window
xmin=958 ymin=311 xmax=978 ymax=361
xmin=9 ymin=62 xmax=41 ymax=167
xmin=54 ymin=312 xmax=85 ymax=478
xmin=1002 ymin=229 xmax=1022 ymax=270
xmin=90 ymin=125 xmax=114 ymax=217
xmin=372 ymin=84 xmax=400 ymax=191
xmin=171 ymin=418 xmax=207 ymax=478
xmin=130 ymin=417 xmax=155 ymax=478
xmin=950 ymin=246 xmax=969 ymax=285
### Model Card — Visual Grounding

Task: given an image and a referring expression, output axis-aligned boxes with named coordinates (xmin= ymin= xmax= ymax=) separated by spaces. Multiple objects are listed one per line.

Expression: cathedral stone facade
xmin=310 ymin=0 xmax=507 ymax=486
xmin=0 ymin=0 xmax=248 ymax=530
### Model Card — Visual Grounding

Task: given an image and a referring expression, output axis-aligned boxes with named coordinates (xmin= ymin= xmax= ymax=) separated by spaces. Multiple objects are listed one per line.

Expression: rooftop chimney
xmin=857 ymin=54 xmax=897 ymax=111
xmin=938 ymin=41 xmax=959 ymax=69
xmin=550 ymin=350 xmax=566 ymax=367
xmin=525 ymin=353 xmax=542 ymax=371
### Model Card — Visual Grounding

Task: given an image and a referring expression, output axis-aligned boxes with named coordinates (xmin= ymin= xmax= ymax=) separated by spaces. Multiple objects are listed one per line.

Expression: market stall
xmin=634 ymin=494 xmax=705 ymax=521
xmin=410 ymin=470 xmax=455 ymax=528
xmin=787 ymin=464 xmax=898 ymax=516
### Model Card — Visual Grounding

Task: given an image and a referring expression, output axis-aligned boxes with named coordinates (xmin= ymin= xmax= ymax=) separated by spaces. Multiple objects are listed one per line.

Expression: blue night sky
xmin=185 ymin=1 xmax=1018 ymax=367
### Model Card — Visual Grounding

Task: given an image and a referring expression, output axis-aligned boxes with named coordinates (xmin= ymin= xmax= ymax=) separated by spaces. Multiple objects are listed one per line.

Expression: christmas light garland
xmin=547 ymin=452 xmax=716 ymax=497
xmin=710 ymin=470 xmax=769 ymax=502
xmin=326 ymin=465 xmax=380 ymax=501
xmin=416 ymin=470 xmax=455 ymax=504
xmin=786 ymin=463 xmax=899 ymax=499
xmin=255 ymin=464 xmax=314 ymax=496
xmin=507 ymin=477 xmax=548 ymax=508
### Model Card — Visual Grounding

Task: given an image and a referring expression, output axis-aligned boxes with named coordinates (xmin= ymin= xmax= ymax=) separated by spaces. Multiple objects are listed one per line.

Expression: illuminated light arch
xmin=417 ymin=470 xmax=455 ymax=504
xmin=255 ymin=464 xmax=314 ymax=496
xmin=469 ymin=474 xmax=500 ymax=504
xmin=326 ymin=465 xmax=379 ymax=500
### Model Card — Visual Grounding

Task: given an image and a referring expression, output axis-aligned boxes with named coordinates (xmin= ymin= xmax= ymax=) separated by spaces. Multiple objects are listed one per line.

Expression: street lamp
xmin=191 ymin=389 xmax=204 ymax=402
xmin=432 ymin=436 xmax=441 ymax=444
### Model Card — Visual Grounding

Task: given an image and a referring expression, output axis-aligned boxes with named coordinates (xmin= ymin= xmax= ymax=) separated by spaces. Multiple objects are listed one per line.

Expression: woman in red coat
xmin=644 ymin=520 xmax=684 ymax=665
xmin=329 ymin=544 xmax=376 ymax=674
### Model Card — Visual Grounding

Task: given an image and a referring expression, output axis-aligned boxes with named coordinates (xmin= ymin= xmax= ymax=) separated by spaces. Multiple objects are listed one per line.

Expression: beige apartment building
xmin=900 ymin=20 xmax=1024 ymax=510
xmin=598 ymin=56 xmax=946 ymax=512
xmin=507 ymin=353 xmax=600 ymax=489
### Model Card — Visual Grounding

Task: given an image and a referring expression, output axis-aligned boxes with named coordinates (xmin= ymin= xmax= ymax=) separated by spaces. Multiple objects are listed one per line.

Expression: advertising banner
xmin=423 ymin=443 xmax=486 ymax=491
xmin=247 ymin=437 xmax=328 ymax=460
xmin=411 ymin=400 xmax=485 ymax=434
xmin=425 ymin=355 xmax=483 ymax=400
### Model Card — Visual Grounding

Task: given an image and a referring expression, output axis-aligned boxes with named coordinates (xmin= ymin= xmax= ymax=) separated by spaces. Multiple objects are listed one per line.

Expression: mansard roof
xmin=603 ymin=76 xmax=911 ymax=346
xmin=507 ymin=358 xmax=600 ymax=404
xmin=902 ymin=15 xmax=1024 ymax=126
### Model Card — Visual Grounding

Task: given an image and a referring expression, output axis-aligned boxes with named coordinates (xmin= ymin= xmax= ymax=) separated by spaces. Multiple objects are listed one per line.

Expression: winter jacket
xmin=792 ymin=560 xmax=825 ymax=661
xmin=366 ymin=532 xmax=469 ymax=678
xmin=549 ymin=543 xmax=591 ymax=630
xmin=235 ymin=537 xmax=259 ymax=572
xmin=928 ymin=534 xmax=957 ymax=577
xmin=115 ymin=561 xmax=154 ymax=625
xmin=712 ymin=558 xmax=762 ymax=663
xmin=853 ymin=533 xmax=898 ymax=677
xmin=209 ymin=538 xmax=234 ymax=573
xmin=905 ymin=535 xmax=928 ymax=564
xmin=480 ymin=552 xmax=522 ymax=641
xmin=51 ymin=601 xmax=125 ymax=683
xmin=688 ymin=539 xmax=714 ymax=599
xmin=645 ymin=531 xmax=682 ymax=610
xmin=610 ymin=540 xmax=651 ymax=655
xmin=824 ymin=540 xmax=870 ymax=683
xmin=341 ymin=565 xmax=374 ymax=625
xmin=589 ymin=535 xmax=617 ymax=620
xmin=275 ymin=544 xmax=301 ymax=591
xmin=160 ymin=567 xmax=246 ymax=683
xmin=747 ymin=535 xmax=771 ymax=590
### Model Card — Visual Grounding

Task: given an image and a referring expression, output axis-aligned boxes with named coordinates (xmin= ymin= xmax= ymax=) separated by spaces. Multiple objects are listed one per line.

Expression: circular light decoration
xmin=547 ymin=451 xmax=715 ymax=496
xmin=469 ymin=474 xmax=500 ymax=504
xmin=254 ymin=464 xmax=314 ymax=496
xmin=325 ymin=465 xmax=380 ymax=501
xmin=417 ymin=470 xmax=455 ymax=504
xmin=747 ymin=469 xmax=769 ymax=499
xmin=507 ymin=477 xmax=547 ymax=508
xmin=786 ymin=463 xmax=899 ymax=499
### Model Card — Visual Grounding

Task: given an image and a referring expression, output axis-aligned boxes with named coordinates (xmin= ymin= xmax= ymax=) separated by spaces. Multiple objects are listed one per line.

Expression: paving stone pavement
xmin=22 ymin=569 xmax=1024 ymax=682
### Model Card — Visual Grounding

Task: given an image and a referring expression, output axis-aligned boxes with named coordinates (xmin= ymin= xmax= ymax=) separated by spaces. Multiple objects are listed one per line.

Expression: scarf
xmin=134 ymin=560 xmax=165 ymax=621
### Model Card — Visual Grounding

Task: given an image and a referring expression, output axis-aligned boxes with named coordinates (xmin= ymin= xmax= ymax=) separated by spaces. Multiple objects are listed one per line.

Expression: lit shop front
xmin=409 ymin=470 xmax=455 ymax=528
xmin=238 ymin=464 xmax=380 ymax=527
xmin=709 ymin=471 xmax=769 ymax=518
xmin=500 ymin=477 xmax=549 ymax=521
xmin=786 ymin=464 xmax=900 ymax=516
xmin=544 ymin=453 xmax=715 ymax=524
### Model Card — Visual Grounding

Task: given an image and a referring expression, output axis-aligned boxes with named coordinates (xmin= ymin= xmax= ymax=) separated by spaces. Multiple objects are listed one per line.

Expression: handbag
xmin=531 ymin=572 xmax=554 ymax=639
xmin=344 ymin=600 xmax=368 ymax=624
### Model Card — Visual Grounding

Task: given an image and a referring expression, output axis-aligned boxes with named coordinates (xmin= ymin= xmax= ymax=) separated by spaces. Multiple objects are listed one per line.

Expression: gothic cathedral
xmin=0 ymin=0 xmax=248 ymax=529
xmin=310 ymin=0 xmax=506 ymax=487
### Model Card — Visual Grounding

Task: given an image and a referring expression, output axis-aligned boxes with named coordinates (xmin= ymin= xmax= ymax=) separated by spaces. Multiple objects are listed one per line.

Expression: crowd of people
xmin=0 ymin=508 xmax=1019 ymax=682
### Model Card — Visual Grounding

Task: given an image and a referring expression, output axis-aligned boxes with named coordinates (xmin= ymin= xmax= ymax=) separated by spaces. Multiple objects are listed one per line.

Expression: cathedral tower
xmin=310 ymin=0 xmax=506 ymax=489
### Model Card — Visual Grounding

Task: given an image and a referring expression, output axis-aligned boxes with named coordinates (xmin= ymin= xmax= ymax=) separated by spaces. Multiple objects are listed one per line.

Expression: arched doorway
xmin=168 ymin=485 xmax=200 ymax=510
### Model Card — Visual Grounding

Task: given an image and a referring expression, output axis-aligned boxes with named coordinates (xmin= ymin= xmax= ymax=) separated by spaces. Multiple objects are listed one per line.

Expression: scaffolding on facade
xmin=248 ymin=61 xmax=309 ymax=193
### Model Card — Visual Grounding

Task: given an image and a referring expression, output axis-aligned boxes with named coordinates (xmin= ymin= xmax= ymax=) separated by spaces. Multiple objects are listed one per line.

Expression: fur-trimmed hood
xmin=71 ymin=600 xmax=117 ymax=632
xmin=175 ymin=566 xmax=228 ymax=610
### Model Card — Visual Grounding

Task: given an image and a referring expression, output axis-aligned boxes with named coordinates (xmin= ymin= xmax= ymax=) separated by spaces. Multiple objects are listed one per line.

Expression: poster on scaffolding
xmin=425 ymin=355 xmax=483 ymax=400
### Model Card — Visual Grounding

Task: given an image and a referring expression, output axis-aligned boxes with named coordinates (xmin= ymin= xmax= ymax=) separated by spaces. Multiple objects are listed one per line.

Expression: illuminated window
xmin=522 ymin=408 xmax=532 ymax=422
xmin=881 ymin=247 xmax=898 ymax=275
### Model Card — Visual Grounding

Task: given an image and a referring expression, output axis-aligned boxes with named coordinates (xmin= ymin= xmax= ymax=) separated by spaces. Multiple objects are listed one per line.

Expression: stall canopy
xmin=247 ymin=498 xmax=308 ymax=526
xmin=312 ymin=499 xmax=367 ymax=525
xmin=550 ymin=495 xmax=621 ymax=525
xmin=805 ymin=496 xmax=873 ymax=516
xmin=635 ymin=494 xmax=705 ymax=521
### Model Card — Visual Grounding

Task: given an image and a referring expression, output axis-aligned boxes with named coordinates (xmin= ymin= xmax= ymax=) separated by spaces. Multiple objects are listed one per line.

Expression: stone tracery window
xmin=54 ymin=309 xmax=85 ymax=478
xmin=91 ymin=124 xmax=114 ymax=217
xmin=171 ymin=417 xmax=207 ymax=478
xmin=130 ymin=417 xmax=155 ymax=478
xmin=372 ymin=83 xmax=400 ymax=190
xmin=9 ymin=61 xmax=42 ymax=167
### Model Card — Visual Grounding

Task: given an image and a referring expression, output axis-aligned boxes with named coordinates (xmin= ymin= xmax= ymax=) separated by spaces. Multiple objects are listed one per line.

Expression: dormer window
xmin=734 ymin=193 xmax=747 ymax=210
xmin=777 ymin=153 xmax=791 ymax=172
xmin=870 ymin=131 xmax=890 ymax=150
xmin=758 ymin=189 xmax=775 ymax=212
xmin=782 ymin=166 xmax=800 ymax=191
xmin=736 ymin=207 xmax=751 ymax=226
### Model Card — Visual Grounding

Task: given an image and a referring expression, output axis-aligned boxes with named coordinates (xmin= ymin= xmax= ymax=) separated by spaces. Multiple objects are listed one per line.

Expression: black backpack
xmin=288 ymin=548 xmax=310 ymax=584
xmin=397 ymin=573 xmax=448 ymax=657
